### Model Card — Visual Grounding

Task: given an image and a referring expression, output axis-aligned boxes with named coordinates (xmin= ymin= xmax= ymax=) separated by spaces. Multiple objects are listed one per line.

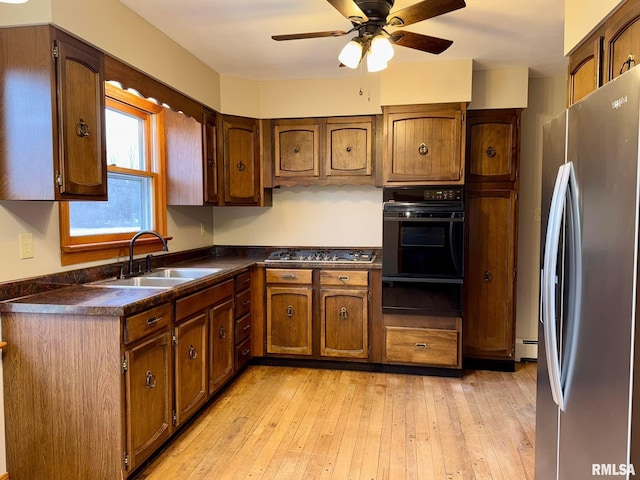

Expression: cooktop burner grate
xmin=265 ymin=249 xmax=376 ymax=264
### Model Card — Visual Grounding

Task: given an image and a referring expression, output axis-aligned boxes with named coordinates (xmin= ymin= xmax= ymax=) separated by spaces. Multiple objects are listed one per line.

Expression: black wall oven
xmin=382 ymin=186 xmax=464 ymax=316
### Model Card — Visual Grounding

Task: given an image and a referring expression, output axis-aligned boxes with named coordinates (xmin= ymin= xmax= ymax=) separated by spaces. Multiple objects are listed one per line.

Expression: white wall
xmin=516 ymin=76 xmax=567 ymax=344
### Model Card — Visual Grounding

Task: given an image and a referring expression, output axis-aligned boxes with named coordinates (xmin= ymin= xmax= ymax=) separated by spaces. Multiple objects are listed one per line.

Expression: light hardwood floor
xmin=134 ymin=362 xmax=536 ymax=480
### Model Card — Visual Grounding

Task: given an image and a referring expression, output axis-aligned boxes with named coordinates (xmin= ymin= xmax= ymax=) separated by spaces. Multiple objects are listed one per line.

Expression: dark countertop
xmin=0 ymin=252 xmax=381 ymax=317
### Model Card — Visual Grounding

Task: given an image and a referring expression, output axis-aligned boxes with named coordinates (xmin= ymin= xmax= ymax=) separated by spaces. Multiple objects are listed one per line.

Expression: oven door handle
xmin=382 ymin=217 xmax=464 ymax=223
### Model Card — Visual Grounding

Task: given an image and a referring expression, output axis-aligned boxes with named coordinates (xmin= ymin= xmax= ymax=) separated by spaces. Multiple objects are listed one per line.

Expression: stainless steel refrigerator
xmin=537 ymin=67 xmax=640 ymax=479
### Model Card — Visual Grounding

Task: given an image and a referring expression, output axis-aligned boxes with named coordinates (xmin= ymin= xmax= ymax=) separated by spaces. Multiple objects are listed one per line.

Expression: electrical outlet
xmin=19 ymin=233 xmax=34 ymax=259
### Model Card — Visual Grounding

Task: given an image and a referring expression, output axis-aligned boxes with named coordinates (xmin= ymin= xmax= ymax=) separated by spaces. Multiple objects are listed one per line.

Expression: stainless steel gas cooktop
xmin=265 ymin=249 xmax=376 ymax=264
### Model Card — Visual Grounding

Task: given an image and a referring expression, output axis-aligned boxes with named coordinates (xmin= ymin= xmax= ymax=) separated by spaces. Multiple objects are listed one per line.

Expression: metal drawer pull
xmin=414 ymin=343 xmax=429 ymax=350
xmin=145 ymin=370 xmax=157 ymax=389
xmin=241 ymin=348 xmax=250 ymax=356
xmin=242 ymin=324 xmax=251 ymax=331
xmin=286 ymin=305 xmax=294 ymax=317
xmin=282 ymin=274 xmax=296 ymax=280
xmin=219 ymin=327 xmax=226 ymax=339
xmin=146 ymin=316 xmax=162 ymax=326
xmin=293 ymin=147 xmax=300 ymax=154
xmin=486 ymin=146 xmax=496 ymax=158
xmin=418 ymin=143 xmax=428 ymax=155
xmin=346 ymin=146 xmax=352 ymax=152
xmin=337 ymin=275 xmax=349 ymax=282
xmin=483 ymin=271 xmax=493 ymax=282
xmin=242 ymin=300 xmax=251 ymax=306
xmin=243 ymin=277 xmax=250 ymax=284
xmin=188 ymin=345 xmax=198 ymax=360
xmin=236 ymin=161 xmax=246 ymax=171
xmin=339 ymin=307 xmax=348 ymax=319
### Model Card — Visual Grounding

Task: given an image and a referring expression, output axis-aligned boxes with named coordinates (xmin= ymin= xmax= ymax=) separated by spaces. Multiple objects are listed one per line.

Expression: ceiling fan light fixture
xmin=370 ymin=35 xmax=394 ymax=63
xmin=366 ymin=51 xmax=388 ymax=73
xmin=0 ymin=0 xmax=29 ymax=3
xmin=338 ymin=38 xmax=363 ymax=69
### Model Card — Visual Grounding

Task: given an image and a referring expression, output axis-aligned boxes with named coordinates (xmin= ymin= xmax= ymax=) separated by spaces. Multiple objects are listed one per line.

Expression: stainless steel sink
xmin=145 ymin=267 xmax=223 ymax=278
xmin=86 ymin=267 xmax=223 ymax=289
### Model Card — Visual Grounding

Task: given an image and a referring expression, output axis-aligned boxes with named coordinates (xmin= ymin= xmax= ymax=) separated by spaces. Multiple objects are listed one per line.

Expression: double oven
xmin=382 ymin=186 xmax=464 ymax=317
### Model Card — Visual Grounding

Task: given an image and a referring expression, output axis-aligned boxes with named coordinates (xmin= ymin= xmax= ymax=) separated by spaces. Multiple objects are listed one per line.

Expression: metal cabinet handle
xmin=486 ymin=146 xmax=496 ymax=158
xmin=337 ymin=275 xmax=349 ymax=282
xmin=414 ymin=343 xmax=428 ymax=350
xmin=285 ymin=305 xmax=294 ymax=317
xmin=282 ymin=274 xmax=296 ymax=280
xmin=242 ymin=300 xmax=251 ymax=306
xmin=242 ymin=324 xmax=251 ymax=331
xmin=146 ymin=316 xmax=162 ymax=326
xmin=219 ymin=326 xmax=226 ymax=339
xmin=241 ymin=348 xmax=250 ymax=356
xmin=188 ymin=345 xmax=198 ymax=360
xmin=293 ymin=147 xmax=300 ymax=154
xmin=208 ymin=159 xmax=215 ymax=167
xmin=345 ymin=146 xmax=352 ymax=152
xmin=483 ymin=271 xmax=493 ymax=282
xmin=339 ymin=307 xmax=348 ymax=319
xmin=76 ymin=119 xmax=90 ymax=137
xmin=145 ymin=370 xmax=157 ymax=389
xmin=236 ymin=161 xmax=246 ymax=171
xmin=418 ymin=143 xmax=428 ymax=156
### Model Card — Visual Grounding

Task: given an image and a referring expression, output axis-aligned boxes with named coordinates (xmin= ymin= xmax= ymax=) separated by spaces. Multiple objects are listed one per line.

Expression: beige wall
xmin=564 ymin=0 xmax=624 ymax=55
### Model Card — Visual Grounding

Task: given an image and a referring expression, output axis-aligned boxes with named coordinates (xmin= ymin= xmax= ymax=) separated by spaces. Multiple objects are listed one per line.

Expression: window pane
xmin=69 ymin=172 xmax=152 ymax=237
xmin=106 ymin=107 xmax=145 ymax=170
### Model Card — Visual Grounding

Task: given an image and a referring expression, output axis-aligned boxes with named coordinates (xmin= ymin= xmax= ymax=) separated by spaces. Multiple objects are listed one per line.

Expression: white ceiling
xmin=120 ymin=0 xmax=567 ymax=81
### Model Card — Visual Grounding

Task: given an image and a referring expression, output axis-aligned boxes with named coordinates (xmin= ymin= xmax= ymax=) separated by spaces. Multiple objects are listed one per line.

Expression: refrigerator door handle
xmin=542 ymin=162 xmax=572 ymax=411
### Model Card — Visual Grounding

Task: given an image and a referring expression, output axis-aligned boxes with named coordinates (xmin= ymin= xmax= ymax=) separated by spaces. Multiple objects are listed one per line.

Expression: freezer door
xmin=557 ymin=67 xmax=640 ymax=479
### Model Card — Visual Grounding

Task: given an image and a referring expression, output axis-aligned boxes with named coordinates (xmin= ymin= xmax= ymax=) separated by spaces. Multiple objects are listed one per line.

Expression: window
xmin=60 ymin=83 xmax=167 ymax=265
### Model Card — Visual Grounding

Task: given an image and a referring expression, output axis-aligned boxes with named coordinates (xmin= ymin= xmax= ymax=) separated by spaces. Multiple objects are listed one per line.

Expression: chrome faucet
xmin=129 ymin=230 xmax=168 ymax=276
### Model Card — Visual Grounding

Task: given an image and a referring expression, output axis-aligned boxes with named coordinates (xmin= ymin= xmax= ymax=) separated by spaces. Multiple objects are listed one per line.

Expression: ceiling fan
xmin=272 ymin=0 xmax=466 ymax=72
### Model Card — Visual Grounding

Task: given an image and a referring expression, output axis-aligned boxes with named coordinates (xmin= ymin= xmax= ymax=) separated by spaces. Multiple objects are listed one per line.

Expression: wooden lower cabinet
xmin=464 ymin=188 xmax=518 ymax=360
xmin=320 ymin=289 xmax=368 ymax=358
xmin=124 ymin=330 xmax=173 ymax=472
xmin=174 ymin=312 xmax=208 ymax=426
xmin=209 ymin=298 xmax=235 ymax=393
xmin=266 ymin=285 xmax=313 ymax=355
xmin=383 ymin=314 xmax=462 ymax=369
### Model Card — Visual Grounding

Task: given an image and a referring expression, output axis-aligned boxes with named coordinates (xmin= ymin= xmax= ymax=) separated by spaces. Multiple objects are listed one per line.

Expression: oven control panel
xmin=423 ymin=188 xmax=463 ymax=201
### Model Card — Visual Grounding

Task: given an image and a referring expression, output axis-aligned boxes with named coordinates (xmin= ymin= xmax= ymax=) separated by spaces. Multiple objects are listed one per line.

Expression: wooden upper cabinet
xmin=272 ymin=116 xmax=376 ymax=186
xmin=220 ymin=115 xmax=262 ymax=205
xmin=274 ymin=119 xmax=320 ymax=181
xmin=605 ymin=0 xmax=640 ymax=82
xmin=203 ymin=109 xmax=219 ymax=204
xmin=325 ymin=117 xmax=373 ymax=181
xmin=383 ymin=103 xmax=465 ymax=185
xmin=165 ymin=107 xmax=205 ymax=205
xmin=568 ymin=27 xmax=603 ymax=106
xmin=465 ymin=109 xmax=521 ymax=183
xmin=0 ymin=25 xmax=106 ymax=200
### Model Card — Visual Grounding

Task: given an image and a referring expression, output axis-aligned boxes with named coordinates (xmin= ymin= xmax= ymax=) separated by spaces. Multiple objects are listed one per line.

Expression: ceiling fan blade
xmin=326 ymin=0 xmax=368 ymax=24
xmin=272 ymin=30 xmax=348 ymax=41
xmin=387 ymin=0 xmax=466 ymax=27
xmin=390 ymin=30 xmax=453 ymax=54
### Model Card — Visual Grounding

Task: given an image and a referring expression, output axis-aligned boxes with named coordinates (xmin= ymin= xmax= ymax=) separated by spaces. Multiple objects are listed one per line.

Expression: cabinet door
xmin=605 ymin=1 xmax=640 ymax=82
xmin=174 ymin=313 xmax=207 ymax=426
xmin=320 ymin=289 xmax=368 ymax=358
xmin=464 ymin=188 xmax=517 ymax=360
xmin=274 ymin=121 xmax=320 ymax=181
xmin=266 ymin=286 xmax=313 ymax=355
xmin=568 ymin=29 xmax=603 ymax=105
xmin=124 ymin=331 xmax=172 ymax=472
xmin=209 ymin=298 xmax=235 ymax=394
xmin=221 ymin=115 xmax=260 ymax=205
xmin=384 ymin=105 xmax=464 ymax=184
xmin=203 ymin=109 xmax=219 ymax=204
xmin=466 ymin=109 xmax=520 ymax=183
xmin=325 ymin=118 xmax=373 ymax=179
xmin=55 ymin=37 xmax=106 ymax=199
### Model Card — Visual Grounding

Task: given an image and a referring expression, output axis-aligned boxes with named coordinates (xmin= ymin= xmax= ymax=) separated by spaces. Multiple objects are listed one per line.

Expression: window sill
xmin=61 ymin=236 xmax=172 ymax=266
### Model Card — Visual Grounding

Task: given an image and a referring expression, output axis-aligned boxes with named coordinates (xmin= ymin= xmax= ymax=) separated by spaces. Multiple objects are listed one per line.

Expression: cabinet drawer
xmin=266 ymin=268 xmax=312 ymax=284
xmin=320 ymin=270 xmax=368 ymax=287
xmin=175 ymin=279 xmax=234 ymax=321
xmin=125 ymin=303 xmax=173 ymax=344
xmin=235 ymin=288 xmax=251 ymax=318
xmin=235 ymin=271 xmax=251 ymax=291
xmin=235 ymin=313 xmax=251 ymax=344
xmin=385 ymin=326 xmax=460 ymax=367
xmin=235 ymin=337 xmax=252 ymax=371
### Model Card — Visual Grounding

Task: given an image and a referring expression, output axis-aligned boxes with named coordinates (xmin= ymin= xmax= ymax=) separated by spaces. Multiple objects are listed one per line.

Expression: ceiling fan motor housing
xmin=353 ymin=0 xmax=394 ymax=21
